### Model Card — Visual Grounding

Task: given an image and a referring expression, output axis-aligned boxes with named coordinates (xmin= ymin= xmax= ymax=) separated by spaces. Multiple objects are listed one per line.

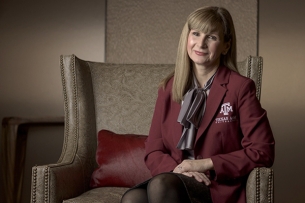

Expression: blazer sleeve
xmin=144 ymin=86 xmax=179 ymax=176
xmin=211 ymin=79 xmax=275 ymax=182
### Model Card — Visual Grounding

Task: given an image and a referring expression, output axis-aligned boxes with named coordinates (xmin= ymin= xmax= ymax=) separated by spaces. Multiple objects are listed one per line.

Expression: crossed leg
xmin=121 ymin=173 xmax=191 ymax=203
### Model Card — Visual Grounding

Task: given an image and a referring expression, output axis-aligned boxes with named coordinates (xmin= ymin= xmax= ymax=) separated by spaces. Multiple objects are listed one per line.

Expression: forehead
xmin=190 ymin=21 xmax=223 ymax=34
xmin=188 ymin=10 xmax=224 ymax=35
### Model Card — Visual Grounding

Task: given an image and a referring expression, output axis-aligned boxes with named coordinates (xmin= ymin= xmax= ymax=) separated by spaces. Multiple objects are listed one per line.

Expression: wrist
xmin=205 ymin=158 xmax=214 ymax=170
xmin=198 ymin=158 xmax=214 ymax=172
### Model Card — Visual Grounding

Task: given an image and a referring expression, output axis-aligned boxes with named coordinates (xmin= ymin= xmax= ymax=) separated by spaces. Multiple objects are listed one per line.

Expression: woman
xmin=121 ymin=6 xmax=275 ymax=203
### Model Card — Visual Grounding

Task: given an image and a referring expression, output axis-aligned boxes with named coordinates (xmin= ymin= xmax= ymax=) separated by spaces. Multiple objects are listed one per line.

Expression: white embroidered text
xmin=215 ymin=116 xmax=237 ymax=123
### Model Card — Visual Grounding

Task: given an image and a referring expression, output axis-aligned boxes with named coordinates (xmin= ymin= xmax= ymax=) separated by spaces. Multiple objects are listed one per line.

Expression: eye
xmin=207 ymin=35 xmax=217 ymax=40
xmin=191 ymin=31 xmax=200 ymax=37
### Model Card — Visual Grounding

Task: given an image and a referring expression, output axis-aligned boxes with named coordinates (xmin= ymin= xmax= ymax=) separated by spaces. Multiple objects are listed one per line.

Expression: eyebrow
xmin=191 ymin=29 xmax=220 ymax=35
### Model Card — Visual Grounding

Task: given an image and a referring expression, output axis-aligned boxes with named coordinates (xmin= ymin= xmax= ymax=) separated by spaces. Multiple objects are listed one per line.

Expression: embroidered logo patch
xmin=220 ymin=102 xmax=233 ymax=115
xmin=215 ymin=102 xmax=237 ymax=123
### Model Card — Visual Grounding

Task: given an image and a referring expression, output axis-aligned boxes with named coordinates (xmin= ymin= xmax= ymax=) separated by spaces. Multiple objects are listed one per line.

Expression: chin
xmin=195 ymin=60 xmax=210 ymax=66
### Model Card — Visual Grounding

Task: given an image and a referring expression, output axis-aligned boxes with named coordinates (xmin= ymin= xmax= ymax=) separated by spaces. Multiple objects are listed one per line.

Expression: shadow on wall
xmin=268 ymin=106 xmax=305 ymax=203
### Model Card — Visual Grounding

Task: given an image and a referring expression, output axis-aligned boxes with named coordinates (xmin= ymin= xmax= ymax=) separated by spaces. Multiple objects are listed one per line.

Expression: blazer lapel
xmin=172 ymin=101 xmax=184 ymax=149
xmin=195 ymin=66 xmax=230 ymax=143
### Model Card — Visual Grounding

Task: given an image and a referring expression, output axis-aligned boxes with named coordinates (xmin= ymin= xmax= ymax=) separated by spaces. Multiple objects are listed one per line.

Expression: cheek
xmin=210 ymin=44 xmax=223 ymax=56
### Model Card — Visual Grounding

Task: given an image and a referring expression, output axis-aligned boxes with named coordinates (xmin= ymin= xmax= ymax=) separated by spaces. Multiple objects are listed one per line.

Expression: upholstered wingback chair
xmin=31 ymin=55 xmax=273 ymax=203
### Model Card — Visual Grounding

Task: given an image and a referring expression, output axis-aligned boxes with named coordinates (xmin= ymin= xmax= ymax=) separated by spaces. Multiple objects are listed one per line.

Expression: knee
xmin=148 ymin=173 xmax=180 ymax=191
xmin=121 ymin=188 xmax=147 ymax=203
xmin=121 ymin=195 xmax=133 ymax=203
xmin=121 ymin=196 xmax=130 ymax=203
xmin=121 ymin=193 xmax=132 ymax=203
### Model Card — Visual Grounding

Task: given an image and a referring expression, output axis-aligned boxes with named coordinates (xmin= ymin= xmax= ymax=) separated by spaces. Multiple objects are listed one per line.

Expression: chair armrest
xmin=246 ymin=167 xmax=274 ymax=203
xmin=31 ymin=160 xmax=91 ymax=203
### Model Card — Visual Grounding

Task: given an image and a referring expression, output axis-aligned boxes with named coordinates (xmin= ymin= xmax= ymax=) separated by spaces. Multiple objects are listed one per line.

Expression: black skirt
xmin=124 ymin=172 xmax=213 ymax=203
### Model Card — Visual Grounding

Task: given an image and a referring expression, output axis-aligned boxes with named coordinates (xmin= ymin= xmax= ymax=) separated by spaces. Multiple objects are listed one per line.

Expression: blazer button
xmin=196 ymin=155 xmax=203 ymax=159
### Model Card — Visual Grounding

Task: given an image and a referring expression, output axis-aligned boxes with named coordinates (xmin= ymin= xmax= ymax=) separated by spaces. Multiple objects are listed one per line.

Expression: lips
xmin=194 ymin=51 xmax=207 ymax=56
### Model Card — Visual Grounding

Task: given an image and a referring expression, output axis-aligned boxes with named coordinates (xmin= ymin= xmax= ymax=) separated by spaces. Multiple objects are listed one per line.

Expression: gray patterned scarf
xmin=176 ymin=71 xmax=217 ymax=150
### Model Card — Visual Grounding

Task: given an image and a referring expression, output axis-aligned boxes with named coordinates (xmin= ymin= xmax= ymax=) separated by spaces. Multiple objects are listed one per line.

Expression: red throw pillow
xmin=90 ymin=130 xmax=152 ymax=188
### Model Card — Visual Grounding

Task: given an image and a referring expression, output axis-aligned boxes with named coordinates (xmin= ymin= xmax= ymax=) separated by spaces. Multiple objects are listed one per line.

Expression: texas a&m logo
xmin=220 ymin=102 xmax=233 ymax=115
xmin=215 ymin=102 xmax=236 ymax=123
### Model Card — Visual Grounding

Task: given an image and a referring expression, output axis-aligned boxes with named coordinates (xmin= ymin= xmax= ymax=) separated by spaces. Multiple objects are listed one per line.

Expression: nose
xmin=199 ymin=35 xmax=207 ymax=48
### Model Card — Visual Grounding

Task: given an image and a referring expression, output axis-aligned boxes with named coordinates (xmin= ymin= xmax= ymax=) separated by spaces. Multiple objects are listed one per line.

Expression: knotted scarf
xmin=176 ymin=71 xmax=217 ymax=150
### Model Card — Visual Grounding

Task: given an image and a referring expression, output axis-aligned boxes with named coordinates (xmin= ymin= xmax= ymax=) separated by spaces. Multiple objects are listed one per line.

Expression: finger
xmin=182 ymin=172 xmax=192 ymax=177
xmin=200 ymin=174 xmax=211 ymax=186
xmin=173 ymin=165 xmax=183 ymax=173
xmin=173 ymin=169 xmax=182 ymax=173
xmin=191 ymin=172 xmax=211 ymax=186
xmin=190 ymin=172 xmax=203 ymax=182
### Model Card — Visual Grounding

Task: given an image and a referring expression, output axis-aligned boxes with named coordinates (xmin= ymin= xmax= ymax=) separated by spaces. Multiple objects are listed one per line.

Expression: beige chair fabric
xmin=31 ymin=55 xmax=273 ymax=203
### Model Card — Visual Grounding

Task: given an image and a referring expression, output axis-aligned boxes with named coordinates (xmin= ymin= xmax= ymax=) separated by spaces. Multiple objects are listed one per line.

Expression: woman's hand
xmin=182 ymin=171 xmax=211 ymax=186
xmin=174 ymin=158 xmax=214 ymax=173
xmin=173 ymin=158 xmax=214 ymax=185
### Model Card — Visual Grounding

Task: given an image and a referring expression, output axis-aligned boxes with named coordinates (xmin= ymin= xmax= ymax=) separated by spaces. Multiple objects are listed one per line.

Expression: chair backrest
xmin=90 ymin=55 xmax=263 ymax=136
xmin=58 ymin=54 xmax=263 ymax=168
xmin=90 ymin=63 xmax=174 ymax=135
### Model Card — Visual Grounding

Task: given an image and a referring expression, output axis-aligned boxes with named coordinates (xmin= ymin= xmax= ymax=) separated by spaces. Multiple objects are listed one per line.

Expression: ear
xmin=222 ymin=39 xmax=231 ymax=55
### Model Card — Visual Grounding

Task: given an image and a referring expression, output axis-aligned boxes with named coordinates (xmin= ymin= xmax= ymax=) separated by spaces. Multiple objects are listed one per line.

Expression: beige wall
xmin=1 ymin=0 xmax=305 ymax=202
xmin=259 ymin=0 xmax=305 ymax=202
xmin=106 ymin=0 xmax=258 ymax=64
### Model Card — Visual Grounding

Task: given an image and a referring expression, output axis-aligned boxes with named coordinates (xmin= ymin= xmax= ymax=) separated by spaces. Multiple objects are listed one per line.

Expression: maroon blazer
xmin=144 ymin=65 xmax=275 ymax=203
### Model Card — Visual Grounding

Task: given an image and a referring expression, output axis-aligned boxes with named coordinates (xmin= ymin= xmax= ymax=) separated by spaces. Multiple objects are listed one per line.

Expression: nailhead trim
xmin=59 ymin=54 xmax=79 ymax=161
xmin=69 ymin=55 xmax=79 ymax=157
xmin=255 ymin=168 xmax=274 ymax=203
xmin=256 ymin=167 xmax=260 ymax=203
xmin=43 ymin=55 xmax=77 ymax=203
xmin=72 ymin=55 xmax=79 ymax=152
xmin=247 ymin=55 xmax=263 ymax=101
xmin=44 ymin=166 xmax=49 ymax=203
xmin=247 ymin=55 xmax=252 ymax=79
xmin=256 ymin=56 xmax=263 ymax=101
xmin=31 ymin=56 xmax=77 ymax=203
xmin=59 ymin=56 xmax=69 ymax=162
xmin=268 ymin=169 xmax=273 ymax=203
xmin=32 ymin=166 xmax=37 ymax=202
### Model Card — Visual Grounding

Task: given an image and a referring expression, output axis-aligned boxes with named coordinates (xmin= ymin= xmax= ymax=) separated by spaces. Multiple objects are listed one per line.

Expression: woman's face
xmin=187 ymin=29 xmax=230 ymax=69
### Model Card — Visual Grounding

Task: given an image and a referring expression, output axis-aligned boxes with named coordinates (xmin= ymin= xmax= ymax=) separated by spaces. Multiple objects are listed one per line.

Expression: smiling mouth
xmin=195 ymin=51 xmax=207 ymax=56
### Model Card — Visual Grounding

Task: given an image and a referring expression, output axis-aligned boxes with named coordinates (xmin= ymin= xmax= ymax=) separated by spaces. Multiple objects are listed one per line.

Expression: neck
xmin=193 ymin=63 xmax=219 ymax=88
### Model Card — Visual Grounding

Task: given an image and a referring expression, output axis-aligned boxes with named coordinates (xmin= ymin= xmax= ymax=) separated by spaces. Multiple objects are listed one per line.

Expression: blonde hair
xmin=161 ymin=6 xmax=237 ymax=103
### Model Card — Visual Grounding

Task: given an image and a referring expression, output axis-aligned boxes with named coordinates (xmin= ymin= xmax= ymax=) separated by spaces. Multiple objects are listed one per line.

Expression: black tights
xmin=121 ymin=173 xmax=191 ymax=203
